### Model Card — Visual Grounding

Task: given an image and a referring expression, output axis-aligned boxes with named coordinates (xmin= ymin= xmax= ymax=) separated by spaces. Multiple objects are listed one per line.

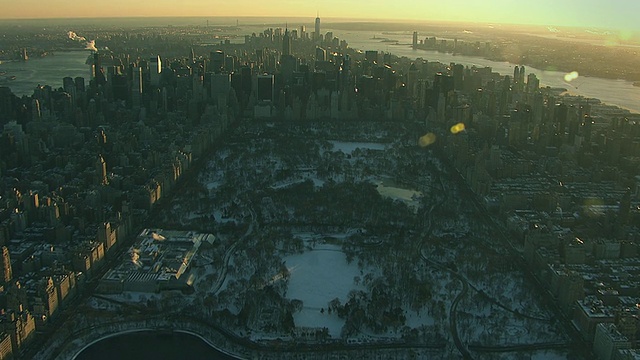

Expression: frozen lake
xmin=284 ymin=245 xmax=363 ymax=337
xmin=328 ymin=141 xmax=387 ymax=154
xmin=375 ymin=179 xmax=423 ymax=214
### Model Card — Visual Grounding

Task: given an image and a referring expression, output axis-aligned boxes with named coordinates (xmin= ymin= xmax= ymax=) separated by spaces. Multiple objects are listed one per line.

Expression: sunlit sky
xmin=1 ymin=0 xmax=637 ymax=30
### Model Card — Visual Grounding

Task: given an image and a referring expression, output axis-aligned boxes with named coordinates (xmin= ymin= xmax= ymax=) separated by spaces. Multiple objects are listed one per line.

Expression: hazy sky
xmin=1 ymin=0 xmax=637 ymax=30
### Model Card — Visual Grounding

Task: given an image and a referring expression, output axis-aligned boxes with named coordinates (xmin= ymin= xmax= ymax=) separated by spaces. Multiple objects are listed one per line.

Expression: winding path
xmin=211 ymin=208 xmax=256 ymax=295
xmin=417 ymin=173 xmax=474 ymax=359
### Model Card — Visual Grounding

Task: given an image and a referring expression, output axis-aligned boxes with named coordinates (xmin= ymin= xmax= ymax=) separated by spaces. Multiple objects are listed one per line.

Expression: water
xmin=0 ymin=50 xmax=91 ymax=96
xmin=74 ymin=330 xmax=239 ymax=360
xmin=329 ymin=28 xmax=640 ymax=114
xmin=1 ymin=27 xmax=638 ymax=114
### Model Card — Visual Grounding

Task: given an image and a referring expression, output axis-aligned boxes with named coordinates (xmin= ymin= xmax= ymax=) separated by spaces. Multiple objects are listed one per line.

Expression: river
xmin=0 ymin=28 xmax=638 ymax=114
xmin=327 ymin=28 xmax=640 ymax=114
xmin=0 ymin=50 xmax=91 ymax=96
xmin=74 ymin=330 xmax=239 ymax=360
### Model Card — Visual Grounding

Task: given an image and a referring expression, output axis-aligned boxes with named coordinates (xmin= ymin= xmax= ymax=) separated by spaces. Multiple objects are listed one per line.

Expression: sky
xmin=1 ymin=0 xmax=638 ymax=31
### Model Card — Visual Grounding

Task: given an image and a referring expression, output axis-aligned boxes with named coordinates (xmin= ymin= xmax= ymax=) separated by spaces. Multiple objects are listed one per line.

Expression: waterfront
xmin=0 ymin=50 xmax=91 ymax=96
xmin=74 ymin=330 xmax=238 ymax=360
xmin=0 ymin=27 xmax=638 ymax=114
xmin=328 ymin=28 xmax=640 ymax=114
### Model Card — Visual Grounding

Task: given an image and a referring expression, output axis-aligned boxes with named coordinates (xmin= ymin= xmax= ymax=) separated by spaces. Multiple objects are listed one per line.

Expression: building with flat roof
xmin=98 ymin=229 xmax=213 ymax=294
xmin=593 ymin=323 xmax=631 ymax=360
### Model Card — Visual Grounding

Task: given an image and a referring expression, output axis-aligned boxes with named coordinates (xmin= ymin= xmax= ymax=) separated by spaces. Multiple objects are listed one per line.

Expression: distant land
xmin=0 ymin=17 xmax=638 ymax=82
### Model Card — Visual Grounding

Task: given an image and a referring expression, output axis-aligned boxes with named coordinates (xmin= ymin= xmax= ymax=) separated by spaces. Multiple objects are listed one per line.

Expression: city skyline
xmin=1 ymin=7 xmax=640 ymax=358
xmin=1 ymin=0 xmax=638 ymax=31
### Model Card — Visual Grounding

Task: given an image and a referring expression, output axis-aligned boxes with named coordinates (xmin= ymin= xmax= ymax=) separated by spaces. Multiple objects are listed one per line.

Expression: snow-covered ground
xmin=404 ymin=309 xmax=436 ymax=328
xmin=374 ymin=180 xmax=423 ymax=213
xmin=328 ymin=141 xmax=388 ymax=154
xmin=284 ymin=245 xmax=365 ymax=337
xmin=270 ymin=173 xmax=325 ymax=189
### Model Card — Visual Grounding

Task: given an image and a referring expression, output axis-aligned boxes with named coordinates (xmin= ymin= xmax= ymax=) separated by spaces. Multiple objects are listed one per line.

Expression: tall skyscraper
xmin=412 ymin=32 xmax=418 ymax=49
xmin=365 ymin=50 xmax=378 ymax=64
xmin=0 ymin=246 xmax=12 ymax=284
xmin=149 ymin=55 xmax=162 ymax=86
xmin=299 ymin=25 xmax=306 ymax=40
xmin=283 ymin=28 xmax=292 ymax=56
xmin=131 ymin=66 xmax=143 ymax=108
xmin=316 ymin=47 xmax=327 ymax=62
xmin=75 ymin=77 xmax=85 ymax=94
xmin=210 ymin=50 xmax=225 ymax=74
xmin=96 ymin=155 xmax=107 ymax=185
xmin=257 ymin=74 xmax=274 ymax=103
xmin=315 ymin=14 xmax=321 ymax=42
xmin=93 ymin=53 xmax=106 ymax=86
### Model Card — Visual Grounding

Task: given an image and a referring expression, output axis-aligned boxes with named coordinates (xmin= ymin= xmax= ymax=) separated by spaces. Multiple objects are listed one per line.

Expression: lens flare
xmin=450 ymin=123 xmax=466 ymax=134
xmin=564 ymin=71 xmax=579 ymax=82
xmin=418 ymin=133 xmax=437 ymax=147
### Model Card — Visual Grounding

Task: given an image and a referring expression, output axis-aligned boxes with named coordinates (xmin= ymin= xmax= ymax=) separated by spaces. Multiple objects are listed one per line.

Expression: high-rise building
xmin=299 ymin=25 xmax=306 ymax=40
xmin=211 ymin=73 xmax=232 ymax=104
xmin=314 ymin=14 xmax=321 ymax=42
xmin=0 ymin=332 xmax=12 ymax=360
xmin=131 ymin=66 xmax=143 ymax=108
xmin=0 ymin=246 xmax=12 ymax=284
xmin=74 ymin=77 xmax=85 ymax=94
xmin=93 ymin=53 xmax=106 ymax=86
xmin=412 ymin=31 xmax=418 ymax=49
xmin=31 ymin=99 xmax=41 ymax=121
xmin=365 ymin=50 xmax=378 ymax=64
xmin=149 ymin=55 xmax=162 ymax=86
xmin=63 ymin=77 xmax=76 ymax=100
xmin=224 ymin=55 xmax=235 ymax=72
xmin=96 ymin=155 xmax=107 ymax=185
xmin=283 ymin=28 xmax=292 ymax=56
xmin=210 ymin=50 xmax=225 ymax=74
xmin=315 ymin=47 xmax=327 ymax=62
xmin=257 ymin=74 xmax=274 ymax=103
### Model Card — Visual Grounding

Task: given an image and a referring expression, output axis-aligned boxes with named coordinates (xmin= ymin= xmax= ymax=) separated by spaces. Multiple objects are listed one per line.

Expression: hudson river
xmin=0 ymin=50 xmax=91 ymax=96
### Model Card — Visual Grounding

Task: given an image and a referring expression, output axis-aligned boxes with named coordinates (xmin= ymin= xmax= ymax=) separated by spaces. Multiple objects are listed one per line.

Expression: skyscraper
xmin=315 ymin=14 xmax=321 ymax=42
xmin=412 ymin=32 xmax=418 ymax=49
xmin=131 ymin=66 xmax=143 ymax=107
xmin=0 ymin=246 xmax=12 ymax=284
xmin=257 ymin=74 xmax=274 ymax=103
xmin=316 ymin=47 xmax=327 ymax=62
xmin=93 ymin=53 xmax=106 ymax=86
xmin=149 ymin=55 xmax=162 ymax=86
xmin=210 ymin=50 xmax=225 ymax=74
xmin=283 ymin=28 xmax=292 ymax=56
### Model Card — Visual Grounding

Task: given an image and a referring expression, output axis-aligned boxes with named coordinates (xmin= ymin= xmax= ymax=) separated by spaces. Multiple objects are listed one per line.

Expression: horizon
xmin=1 ymin=0 xmax=637 ymax=32
xmin=0 ymin=15 xmax=636 ymax=36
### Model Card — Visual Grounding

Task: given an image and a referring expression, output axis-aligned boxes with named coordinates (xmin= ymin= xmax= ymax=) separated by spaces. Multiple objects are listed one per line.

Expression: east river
xmin=329 ymin=28 xmax=640 ymax=114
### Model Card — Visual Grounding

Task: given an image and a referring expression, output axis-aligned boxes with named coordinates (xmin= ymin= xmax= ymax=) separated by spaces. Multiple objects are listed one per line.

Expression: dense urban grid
xmin=0 ymin=17 xmax=639 ymax=360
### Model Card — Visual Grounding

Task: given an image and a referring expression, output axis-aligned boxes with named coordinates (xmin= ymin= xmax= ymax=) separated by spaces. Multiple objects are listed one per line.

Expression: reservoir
xmin=74 ymin=330 xmax=239 ymax=360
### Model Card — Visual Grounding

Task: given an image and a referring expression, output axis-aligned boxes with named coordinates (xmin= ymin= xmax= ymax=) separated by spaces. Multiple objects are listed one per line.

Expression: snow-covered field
xmin=284 ymin=245 xmax=365 ymax=337
xmin=374 ymin=180 xmax=423 ymax=213
xmin=328 ymin=141 xmax=388 ymax=154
